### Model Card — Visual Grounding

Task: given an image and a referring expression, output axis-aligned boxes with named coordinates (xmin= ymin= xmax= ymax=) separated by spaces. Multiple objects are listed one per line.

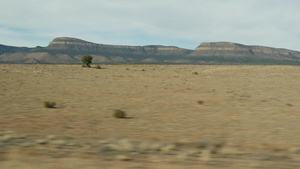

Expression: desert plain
xmin=1 ymin=64 xmax=300 ymax=168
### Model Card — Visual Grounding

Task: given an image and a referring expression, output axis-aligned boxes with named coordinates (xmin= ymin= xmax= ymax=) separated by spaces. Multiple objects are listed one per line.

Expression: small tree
xmin=81 ymin=55 xmax=93 ymax=67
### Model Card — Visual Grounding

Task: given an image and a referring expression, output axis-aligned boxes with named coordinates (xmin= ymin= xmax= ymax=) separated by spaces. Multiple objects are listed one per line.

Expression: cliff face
xmin=0 ymin=37 xmax=300 ymax=65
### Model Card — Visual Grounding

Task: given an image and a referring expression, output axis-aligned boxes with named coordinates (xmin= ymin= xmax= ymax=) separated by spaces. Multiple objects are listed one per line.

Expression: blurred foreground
xmin=1 ymin=131 xmax=300 ymax=169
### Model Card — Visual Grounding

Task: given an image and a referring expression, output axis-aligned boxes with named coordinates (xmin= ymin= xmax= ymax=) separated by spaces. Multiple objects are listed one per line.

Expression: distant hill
xmin=1 ymin=37 xmax=300 ymax=65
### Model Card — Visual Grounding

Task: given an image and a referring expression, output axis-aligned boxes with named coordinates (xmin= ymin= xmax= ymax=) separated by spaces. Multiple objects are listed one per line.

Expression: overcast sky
xmin=1 ymin=0 xmax=300 ymax=50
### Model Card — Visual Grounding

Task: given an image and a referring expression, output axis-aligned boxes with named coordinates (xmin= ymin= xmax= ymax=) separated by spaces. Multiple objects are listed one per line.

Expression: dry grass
xmin=1 ymin=64 xmax=300 ymax=168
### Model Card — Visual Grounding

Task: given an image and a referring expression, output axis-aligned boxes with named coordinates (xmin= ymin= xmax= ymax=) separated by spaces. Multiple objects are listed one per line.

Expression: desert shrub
xmin=44 ymin=101 xmax=56 ymax=108
xmin=96 ymin=65 xmax=101 ymax=69
xmin=114 ymin=109 xmax=126 ymax=118
xmin=197 ymin=100 xmax=204 ymax=105
xmin=81 ymin=55 xmax=93 ymax=67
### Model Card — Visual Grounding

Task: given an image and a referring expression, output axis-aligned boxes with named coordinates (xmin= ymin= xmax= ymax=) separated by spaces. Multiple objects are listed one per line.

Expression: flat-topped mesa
xmin=48 ymin=37 xmax=96 ymax=47
xmin=47 ymin=37 xmax=188 ymax=52
xmin=195 ymin=42 xmax=249 ymax=52
xmin=47 ymin=37 xmax=128 ymax=50
xmin=2 ymin=37 xmax=300 ymax=64
xmin=48 ymin=37 xmax=139 ymax=49
xmin=195 ymin=42 xmax=296 ymax=55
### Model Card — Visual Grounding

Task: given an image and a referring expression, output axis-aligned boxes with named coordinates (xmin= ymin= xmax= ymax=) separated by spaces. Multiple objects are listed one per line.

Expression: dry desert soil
xmin=1 ymin=64 xmax=300 ymax=168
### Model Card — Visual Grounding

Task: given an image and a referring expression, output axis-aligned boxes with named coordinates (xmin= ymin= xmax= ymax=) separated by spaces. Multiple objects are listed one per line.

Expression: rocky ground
xmin=1 ymin=64 xmax=300 ymax=168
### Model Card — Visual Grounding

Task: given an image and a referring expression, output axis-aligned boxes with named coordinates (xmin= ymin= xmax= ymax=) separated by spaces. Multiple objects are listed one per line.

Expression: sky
xmin=0 ymin=0 xmax=300 ymax=50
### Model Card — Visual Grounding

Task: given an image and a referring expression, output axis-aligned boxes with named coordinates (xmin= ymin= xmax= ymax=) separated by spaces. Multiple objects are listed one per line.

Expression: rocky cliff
xmin=0 ymin=37 xmax=300 ymax=65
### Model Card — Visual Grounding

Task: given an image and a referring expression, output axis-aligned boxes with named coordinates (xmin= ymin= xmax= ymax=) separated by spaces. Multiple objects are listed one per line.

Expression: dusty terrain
xmin=1 ymin=64 xmax=300 ymax=168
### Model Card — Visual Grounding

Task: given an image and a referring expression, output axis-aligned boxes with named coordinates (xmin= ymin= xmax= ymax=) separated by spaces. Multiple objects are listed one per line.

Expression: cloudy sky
xmin=1 ymin=0 xmax=300 ymax=50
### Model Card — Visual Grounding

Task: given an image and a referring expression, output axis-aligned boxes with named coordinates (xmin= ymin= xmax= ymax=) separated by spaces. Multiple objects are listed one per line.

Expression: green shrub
xmin=96 ymin=65 xmax=101 ymax=69
xmin=114 ymin=109 xmax=126 ymax=118
xmin=81 ymin=55 xmax=93 ymax=67
xmin=44 ymin=101 xmax=56 ymax=108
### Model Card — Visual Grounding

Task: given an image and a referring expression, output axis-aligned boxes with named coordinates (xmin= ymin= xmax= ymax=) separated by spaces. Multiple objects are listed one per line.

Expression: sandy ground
xmin=1 ymin=64 xmax=300 ymax=168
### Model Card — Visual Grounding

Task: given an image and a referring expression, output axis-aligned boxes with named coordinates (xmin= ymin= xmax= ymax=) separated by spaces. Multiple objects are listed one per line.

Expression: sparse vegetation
xmin=114 ymin=109 xmax=126 ymax=118
xmin=198 ymin=100 xmax=204 ymax=105
xmin=81 ymin=55 xmax=93 ymax=67
xmin=44 ymin=101 xmax=56 ymax=108
xmin=3 ymin=64 xmax=300 ymax=168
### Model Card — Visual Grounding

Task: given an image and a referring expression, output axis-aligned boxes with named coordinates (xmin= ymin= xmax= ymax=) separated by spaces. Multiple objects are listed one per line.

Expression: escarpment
xmin=1 ymin=37 xmax=300 ymax=65
xmin=47 ymin=37 xmax=191 ymax=56
xmin=187 ymin=42 xmax=300 ymax=64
